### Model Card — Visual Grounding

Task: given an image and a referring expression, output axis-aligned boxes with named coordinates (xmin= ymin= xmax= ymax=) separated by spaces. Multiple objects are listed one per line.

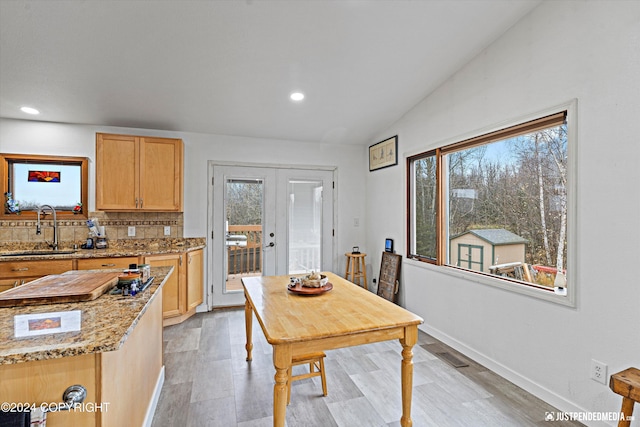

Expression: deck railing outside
xmin=226 ymin=225 xmax=322 ymax=275
xmin=227 ymin=225 xmax=262 ymax=275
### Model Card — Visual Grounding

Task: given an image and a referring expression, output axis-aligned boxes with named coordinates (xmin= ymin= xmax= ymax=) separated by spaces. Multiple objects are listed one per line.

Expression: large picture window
xmin=408 ymin=105 xmax=575 ymax=304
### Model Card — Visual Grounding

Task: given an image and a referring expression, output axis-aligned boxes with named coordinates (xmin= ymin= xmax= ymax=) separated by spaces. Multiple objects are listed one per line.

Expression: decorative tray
xmin=287 ymin=282 xmax=333 ymax=295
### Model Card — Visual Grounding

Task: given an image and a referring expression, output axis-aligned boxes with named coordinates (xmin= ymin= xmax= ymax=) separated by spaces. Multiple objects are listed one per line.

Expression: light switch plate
xmin=128 ymin=226 xmax=135 ymax=237
xmin=164 ymin=226 xmax=171 ymax=236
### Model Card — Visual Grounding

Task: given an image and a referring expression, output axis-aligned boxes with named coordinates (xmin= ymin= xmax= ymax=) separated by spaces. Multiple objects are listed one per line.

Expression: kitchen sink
xmin=0 ymin=250 xmax=76 ymax=257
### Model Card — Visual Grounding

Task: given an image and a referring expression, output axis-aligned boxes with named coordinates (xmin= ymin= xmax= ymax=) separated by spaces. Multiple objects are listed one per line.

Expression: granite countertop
xmin=0 ymin=237 xmax=206 ymax=262
xmin=0 ymin=266 xmax=172 ymax=365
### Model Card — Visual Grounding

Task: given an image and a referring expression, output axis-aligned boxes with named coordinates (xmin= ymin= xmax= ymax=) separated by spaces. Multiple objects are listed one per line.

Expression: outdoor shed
xmin=450 ymin=228 xmax=528 ymax=273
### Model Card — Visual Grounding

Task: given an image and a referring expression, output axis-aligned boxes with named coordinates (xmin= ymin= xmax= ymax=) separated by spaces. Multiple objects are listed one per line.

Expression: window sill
xmin=404 ymin=257 xmax=576 ymax=308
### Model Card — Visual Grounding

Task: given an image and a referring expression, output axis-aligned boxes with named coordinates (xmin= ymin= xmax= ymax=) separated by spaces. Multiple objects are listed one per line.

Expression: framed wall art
xmin=369 ymin=135 xmax=398 ymax=171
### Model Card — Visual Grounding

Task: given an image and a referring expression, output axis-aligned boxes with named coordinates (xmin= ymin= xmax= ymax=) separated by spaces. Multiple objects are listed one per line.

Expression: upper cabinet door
xmin=139 ymin=137 xmax=183 ymax=211
xmin=96 ymin=133 xmax=139 ymax=210
xmin=96 ymin=133 xmax=183 ymax=212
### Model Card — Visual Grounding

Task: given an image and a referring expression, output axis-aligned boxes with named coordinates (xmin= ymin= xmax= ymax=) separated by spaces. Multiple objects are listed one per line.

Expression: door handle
xmin=265 ymin=242 xmax=275 ymax=248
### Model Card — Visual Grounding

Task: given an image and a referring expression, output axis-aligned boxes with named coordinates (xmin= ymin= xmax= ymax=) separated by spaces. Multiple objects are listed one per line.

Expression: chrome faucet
xmin=36 ymin=205 xmax=58 ymax=250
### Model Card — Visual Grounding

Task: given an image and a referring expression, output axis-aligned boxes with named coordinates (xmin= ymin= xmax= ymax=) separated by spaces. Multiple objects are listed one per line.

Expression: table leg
xmin=244 ymin=297 xmax=253 ymax=361
xmin=400 ymin=325 xmax=418 ymax=427
xmin=272 ymin=344 xmax=291 ymax=427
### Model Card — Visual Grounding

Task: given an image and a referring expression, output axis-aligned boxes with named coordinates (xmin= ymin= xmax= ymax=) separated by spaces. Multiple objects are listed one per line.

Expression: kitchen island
xmin=0 ymin=266 xmax=171 ymax=427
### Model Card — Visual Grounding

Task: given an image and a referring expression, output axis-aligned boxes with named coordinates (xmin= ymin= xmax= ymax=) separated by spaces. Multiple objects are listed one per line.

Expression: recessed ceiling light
xmin=290 ymin=92 xmax=304 ymax=101
xmin=20 ymin=106 xmax=40 ymax=115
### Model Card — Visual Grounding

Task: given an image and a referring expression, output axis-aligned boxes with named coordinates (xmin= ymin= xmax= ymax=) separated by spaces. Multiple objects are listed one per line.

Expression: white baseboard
xmin=418 ymin=325 xmax=611 ymax=427
xmin=142 ymin=365 xmax=165 ymax=427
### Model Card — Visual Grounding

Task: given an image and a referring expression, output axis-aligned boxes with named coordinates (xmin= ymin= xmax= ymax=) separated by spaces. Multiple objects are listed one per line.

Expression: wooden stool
xmin=345 ymin=252 xmax=367 ymax=289
xmin=287 ymin=352 xmax=328 ymax=404
xmin=609 ymin=367 xmax=640 ymax=427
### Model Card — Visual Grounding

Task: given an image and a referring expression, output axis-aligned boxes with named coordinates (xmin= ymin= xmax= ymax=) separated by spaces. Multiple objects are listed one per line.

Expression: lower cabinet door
xmin=144 ymin=254 xmax=183 ymax=318
xmin=186 ymin=249 xmax=204 ymax=311
xmin=0 ymin=278 xmax=21 ymax=293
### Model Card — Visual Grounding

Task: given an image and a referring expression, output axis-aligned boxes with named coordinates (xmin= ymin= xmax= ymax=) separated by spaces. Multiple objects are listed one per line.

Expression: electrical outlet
xmin=354 ymin=218 xmax=360 ymax=227
xmin=590 ymin=359 xmax=607 ymax=384
xmin=164 ymin=226 xmax=171 ymax=236
xmin=128 ymin=226 xmax=136 ymax=237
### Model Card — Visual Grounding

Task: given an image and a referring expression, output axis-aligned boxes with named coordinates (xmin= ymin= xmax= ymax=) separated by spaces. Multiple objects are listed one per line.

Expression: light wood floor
xmin=151 ymin=308 xmax=583 ymax=427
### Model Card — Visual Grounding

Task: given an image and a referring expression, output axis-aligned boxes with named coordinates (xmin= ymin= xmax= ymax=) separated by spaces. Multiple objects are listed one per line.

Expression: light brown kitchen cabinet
xmin=144 ymin=253 xmax=184 ymax=321
xmin=96 ymin=133 xmax=183 ymax=212
xmin=0 ymin=278 xmax=20 ymax=293
xmin=144 ymin=250 xmax=203 ymax=326
xmin=186 ymin=249 xmax=204 ymax=312
xmin=0 ymin=259 xmax=74 ymax=292
xmin=76 ymin=256 xmax=139 ymax=270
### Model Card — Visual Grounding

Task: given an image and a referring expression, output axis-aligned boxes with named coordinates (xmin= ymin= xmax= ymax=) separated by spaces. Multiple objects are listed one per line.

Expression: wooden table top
xmin=242 ymin=272 xmax=423 ymax=345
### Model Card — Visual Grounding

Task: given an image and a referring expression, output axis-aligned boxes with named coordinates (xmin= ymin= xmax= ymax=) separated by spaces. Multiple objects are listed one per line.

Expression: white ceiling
xmin=0 ymin=0 xmax=540 ymax=145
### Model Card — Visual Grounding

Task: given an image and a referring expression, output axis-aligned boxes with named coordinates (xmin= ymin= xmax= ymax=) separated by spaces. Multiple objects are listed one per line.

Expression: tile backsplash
xmin=0 ymin=211 xmax=183 ymax=245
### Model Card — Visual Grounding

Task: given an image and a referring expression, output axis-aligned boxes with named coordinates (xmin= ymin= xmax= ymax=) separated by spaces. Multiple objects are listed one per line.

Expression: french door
xmin=209 ymin=164 xmax=334 ymax=307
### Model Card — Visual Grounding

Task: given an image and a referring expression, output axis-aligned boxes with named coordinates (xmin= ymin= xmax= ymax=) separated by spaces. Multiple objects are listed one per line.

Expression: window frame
xmin=406 ymin=101 xmax=577 ymax=307
xmin=1 ymin=153 xmax=89 ymax=220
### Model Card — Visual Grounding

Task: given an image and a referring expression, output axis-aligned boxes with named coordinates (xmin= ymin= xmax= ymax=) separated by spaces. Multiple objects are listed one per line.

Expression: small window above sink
xmin=1 ymin=153 xmax=88 ymax=220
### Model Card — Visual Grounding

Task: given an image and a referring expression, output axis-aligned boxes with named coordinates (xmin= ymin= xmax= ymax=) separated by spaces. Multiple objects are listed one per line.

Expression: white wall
xmin=365 ymin=2 xmax=640 ymax=425
xmin=0 ymin=119 xmax=367 ymax=272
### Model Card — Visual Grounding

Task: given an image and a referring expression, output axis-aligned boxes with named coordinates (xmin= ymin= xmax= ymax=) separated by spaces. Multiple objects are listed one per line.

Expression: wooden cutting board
xmin=0 ymin=271 xmax=120 ymax=308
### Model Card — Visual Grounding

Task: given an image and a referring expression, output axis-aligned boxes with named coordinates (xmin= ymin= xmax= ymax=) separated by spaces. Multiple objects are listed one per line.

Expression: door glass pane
xmin=225 ymin=178 xmax=263 ymax=292
xmin=288 ymin=180 xmax=322 ymax=274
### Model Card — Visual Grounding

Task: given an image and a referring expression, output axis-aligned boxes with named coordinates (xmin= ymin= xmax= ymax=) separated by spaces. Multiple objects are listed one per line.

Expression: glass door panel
xmin=211 ymin=166 xmax=276 ymax=307
xmin=225 ymin=178 xmax=264 ymax=293
xmin=288 ymin=180 xmax=323 ymax=274
xmin=275 ymin=168 xmax=334 ymax=276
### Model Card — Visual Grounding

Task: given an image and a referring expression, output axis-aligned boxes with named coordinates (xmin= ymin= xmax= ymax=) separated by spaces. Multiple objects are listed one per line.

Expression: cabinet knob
xmin=12 ymin=267 xmax=29 ymax=271
xmin=101 ymin=263 xmax=116 ymax=267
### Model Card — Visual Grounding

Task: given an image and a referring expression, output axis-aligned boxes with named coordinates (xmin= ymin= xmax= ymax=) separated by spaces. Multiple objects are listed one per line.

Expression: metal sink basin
xmin=0 ymin=250 xmax=76 ymax=257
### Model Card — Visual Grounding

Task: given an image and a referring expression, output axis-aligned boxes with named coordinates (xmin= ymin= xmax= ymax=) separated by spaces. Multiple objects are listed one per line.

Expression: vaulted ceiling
xmin=0 ymin=0 xmax=540 ymax=145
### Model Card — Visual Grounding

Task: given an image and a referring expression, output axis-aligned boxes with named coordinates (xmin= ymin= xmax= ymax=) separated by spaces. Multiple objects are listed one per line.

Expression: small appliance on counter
xmin=85 ymin=219 xmax=108 ymax=249
xmin=81 ymin=237 xmax=94 ymax=249
xmin=95 ymin=237 xmax=108 ymax=249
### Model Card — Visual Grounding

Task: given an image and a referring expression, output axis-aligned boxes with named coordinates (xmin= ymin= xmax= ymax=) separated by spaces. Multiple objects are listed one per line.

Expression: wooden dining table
xmin=242 ymin=271 xmax=424 ymax=427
